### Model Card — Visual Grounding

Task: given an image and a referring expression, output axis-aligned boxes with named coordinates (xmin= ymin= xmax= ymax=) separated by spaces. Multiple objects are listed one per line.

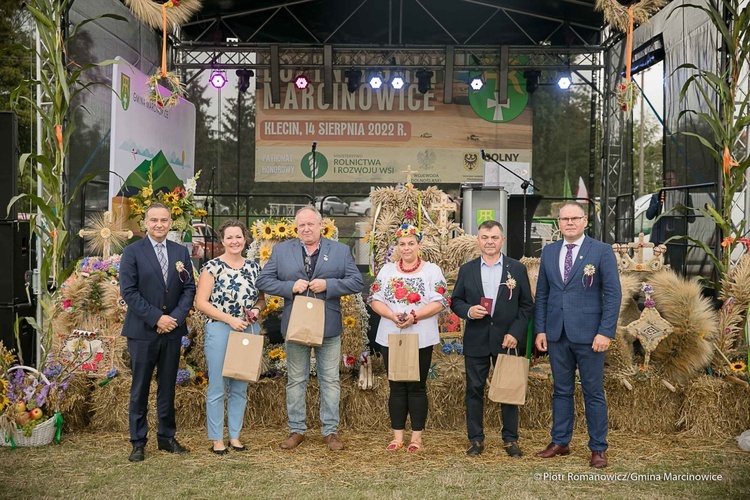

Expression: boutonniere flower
xmin=582 ymin=264 xmax=596 ymax=288
xmin=500 ymin=274 xmax=517 ymax=300
xmin=175 ymin=261 xmax=189 ymax=282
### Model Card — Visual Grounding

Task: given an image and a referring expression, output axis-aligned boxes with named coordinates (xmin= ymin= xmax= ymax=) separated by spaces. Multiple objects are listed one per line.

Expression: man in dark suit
xmin=451 ymin=220 xmax=533 ymax=457
xmin=120 ymin=202 xmax=196 ymax=462
xmin=534 ymin=202 xmax=621 ymax=468
xmin=257 ymin=206 xmax=363 ymax=451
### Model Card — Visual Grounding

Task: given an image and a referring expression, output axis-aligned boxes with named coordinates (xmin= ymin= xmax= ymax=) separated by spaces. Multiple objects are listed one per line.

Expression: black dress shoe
xmin=466 ymin=441 xmax=484 ymax=456
xmin=504 ymin=441 xmax=523 ymax=458
xmin=211 ymin=446 xmax=229 ymax=456
xmin=129 ymin=446 xmax=145 ymax=462
xmin=231 ymin=445 xmax=247 ymax=452
xmin=157 ymin=438 xmax=190 ymax=454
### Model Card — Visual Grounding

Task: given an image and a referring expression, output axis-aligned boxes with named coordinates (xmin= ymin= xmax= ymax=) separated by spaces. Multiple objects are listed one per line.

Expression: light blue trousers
xmin=204 ymin=321 xmax=260 ymax=441
xmin=285 ymin=335 xmax=341 ymax=436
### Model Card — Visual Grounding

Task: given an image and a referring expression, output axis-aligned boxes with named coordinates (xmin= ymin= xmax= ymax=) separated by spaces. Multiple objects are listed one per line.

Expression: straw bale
xmin=59 ymin=375 xmax=94 ymax=431
xmin=678 ymin=375 xmax=750 ymax=438
xmin=649 ymin=270 xmax=718 ymax=384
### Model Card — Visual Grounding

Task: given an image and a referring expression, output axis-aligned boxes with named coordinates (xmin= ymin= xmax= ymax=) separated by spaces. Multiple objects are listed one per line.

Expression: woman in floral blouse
xmin=368 ymin=223 xmax=449 ymax=452
xmin=195 ymin=220 xmax=265 ymax=455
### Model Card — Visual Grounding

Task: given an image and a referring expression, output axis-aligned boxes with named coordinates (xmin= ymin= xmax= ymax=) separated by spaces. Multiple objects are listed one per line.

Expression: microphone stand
xmin=311 ymin=143 xmax=317 ymax=204
xmin=482 ymin=153 xmax=540 ymax=257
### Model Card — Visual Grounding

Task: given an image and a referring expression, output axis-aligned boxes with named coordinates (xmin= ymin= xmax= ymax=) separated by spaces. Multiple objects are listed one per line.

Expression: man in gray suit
xmin=257 ymin=206 xmax=364 ymax=451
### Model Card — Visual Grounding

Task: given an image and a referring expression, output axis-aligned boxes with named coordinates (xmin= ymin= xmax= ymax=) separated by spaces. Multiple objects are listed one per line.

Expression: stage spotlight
xmin=557 ymin=72 xmax=572 ymax=90
xmin=294 ymin=74 xmax=310 ymax=90
xmin=345 ymin=69 xmax=362 ymax=93
xmin=390 ymin=73 xmax=405 ymax=90
xmin=416 ymin=68 xmax=433 ymax=94
xmin=369 ymin=72 xmax=384 ymax=89
xmin=209 ymin=70 xmax=227 ymax=89
xmin=236 ymin=68 xmax=254 ymax=93
xmin=469 ymin=75 xmax=484 ymax=91
xmin=523 ymin=69 xmax=541 ymax=94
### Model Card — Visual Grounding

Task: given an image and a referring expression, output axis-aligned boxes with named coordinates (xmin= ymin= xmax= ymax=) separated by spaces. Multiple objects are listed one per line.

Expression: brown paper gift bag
xmin=488 ymin=350 xmax=529 ymax=405
xmin=286 ymin=294 xmax=325 ymax=347
xmin=387 ymin=333 xmax=420 ymax=382
xmin=222 ymin=331 xmax=265 ymax=383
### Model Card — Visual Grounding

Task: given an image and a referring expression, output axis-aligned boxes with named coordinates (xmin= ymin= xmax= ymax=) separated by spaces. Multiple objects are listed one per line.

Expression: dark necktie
xmin=563 ymin=243 xmax=576 ymax=283
xmin=156 ymin=243 xmax=168 ymax=283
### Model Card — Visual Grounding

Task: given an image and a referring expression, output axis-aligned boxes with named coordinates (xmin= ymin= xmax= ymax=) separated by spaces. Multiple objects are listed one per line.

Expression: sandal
xmin=407 ymin=441 xmax=423 ymax=453
xmin=386 ymin=440 xmax=404 ymax=451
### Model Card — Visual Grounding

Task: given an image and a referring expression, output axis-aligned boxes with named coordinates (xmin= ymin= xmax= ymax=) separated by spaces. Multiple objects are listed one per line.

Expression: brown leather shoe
xmin=534 ymin=443 xmax=570 ymax=458
xmin=322 ymin=433 xmax=344 ymax=451
xmin=280 ymin=433 xmax=305 ymax=450
xmin=590 ymin=450 xmax=608 ymax=468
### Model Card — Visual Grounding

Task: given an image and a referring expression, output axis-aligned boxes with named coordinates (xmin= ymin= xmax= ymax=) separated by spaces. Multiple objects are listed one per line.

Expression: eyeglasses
xmin=558 ymin=216 xmax=586 ymax=223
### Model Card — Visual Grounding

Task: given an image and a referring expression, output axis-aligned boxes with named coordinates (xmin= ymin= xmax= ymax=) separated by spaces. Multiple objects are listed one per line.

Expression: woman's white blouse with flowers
xmin=368 ymin=261 xmax=449 ymax=348
xmin=202 ymin=258 xmax=261 ymax=322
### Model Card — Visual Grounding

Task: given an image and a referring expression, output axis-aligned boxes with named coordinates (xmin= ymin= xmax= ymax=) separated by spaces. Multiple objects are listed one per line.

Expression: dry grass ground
xmin=1 ymin=428 xmax=748 ymax=499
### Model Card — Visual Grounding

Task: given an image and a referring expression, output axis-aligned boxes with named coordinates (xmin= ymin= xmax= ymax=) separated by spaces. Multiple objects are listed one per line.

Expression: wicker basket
xmin=1 ymin=365 xmax=59 ymax=447
xmin=2 ymin=414 xmax=57 ymax=447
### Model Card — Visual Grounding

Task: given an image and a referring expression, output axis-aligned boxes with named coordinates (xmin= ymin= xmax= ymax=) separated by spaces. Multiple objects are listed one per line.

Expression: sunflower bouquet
xmin=249 ymin=216 xmax=338 ymax=267
xmin=128 ymin=164 xmax=205 ymax=234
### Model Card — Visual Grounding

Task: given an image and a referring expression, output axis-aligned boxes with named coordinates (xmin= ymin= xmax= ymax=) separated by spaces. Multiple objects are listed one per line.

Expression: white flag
xmin=576 ymin=176 xmax=588 ymax=201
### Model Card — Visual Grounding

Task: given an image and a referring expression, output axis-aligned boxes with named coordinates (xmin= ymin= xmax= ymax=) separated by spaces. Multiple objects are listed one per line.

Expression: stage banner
xmin=255 ymin=66 xmax=532 ymax=184
xmin=108 ymin=56 xmax=196 ymax=212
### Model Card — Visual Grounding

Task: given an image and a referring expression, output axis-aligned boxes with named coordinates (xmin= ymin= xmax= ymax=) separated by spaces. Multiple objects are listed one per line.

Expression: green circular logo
xmin=301 ymin=152 xmax=328 ymax=180
xmin=469 ymin=70 xmax=529 ymax=123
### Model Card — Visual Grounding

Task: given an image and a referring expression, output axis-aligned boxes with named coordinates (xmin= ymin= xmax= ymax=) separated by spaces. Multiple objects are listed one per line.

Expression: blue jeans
xmin=204 ymin=321 xmax=260 ymax=441
xmin=285 ymin=336 xmax=341 ymax=436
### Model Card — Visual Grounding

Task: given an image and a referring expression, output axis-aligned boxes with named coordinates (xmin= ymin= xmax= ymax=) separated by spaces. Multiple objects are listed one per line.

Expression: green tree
xmin=0 ymin=1 xmax=33 ymax=197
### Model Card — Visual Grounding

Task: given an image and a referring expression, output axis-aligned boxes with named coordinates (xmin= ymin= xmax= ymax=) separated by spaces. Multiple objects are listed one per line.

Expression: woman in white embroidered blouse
xmin=368 ymin=223 xmax=449 ymax=452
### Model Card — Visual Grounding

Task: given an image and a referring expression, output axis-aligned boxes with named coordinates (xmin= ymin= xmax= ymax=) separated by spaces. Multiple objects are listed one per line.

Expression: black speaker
xmin=507 ymin=194 xmax=543 ymax=259
xmin=0 ymin=304 xmax=36 ymax=365
xmin=0 ymin=220 xmax=31 ymax=306
xmin=0 ymin=111 xmax=19 ymax=221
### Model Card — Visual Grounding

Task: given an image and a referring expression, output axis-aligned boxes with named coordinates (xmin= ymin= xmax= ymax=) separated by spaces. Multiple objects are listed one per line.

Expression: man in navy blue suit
xmin=533 ymin=202 xmax=621 ymax=468
xmin=120 ymin=203 xmax=196 ymax=462
xmin=451 ymin=220 xmax=533 ymax=458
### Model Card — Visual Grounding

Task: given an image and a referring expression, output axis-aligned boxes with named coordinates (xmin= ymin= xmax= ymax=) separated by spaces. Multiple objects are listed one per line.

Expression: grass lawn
xmin=1 ymin=428 xmax=748 ymax=499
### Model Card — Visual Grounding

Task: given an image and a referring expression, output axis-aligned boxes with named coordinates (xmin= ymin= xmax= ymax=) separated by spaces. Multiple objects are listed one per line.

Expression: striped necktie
xmin=156 ymin=242 xmax=168 ymax=283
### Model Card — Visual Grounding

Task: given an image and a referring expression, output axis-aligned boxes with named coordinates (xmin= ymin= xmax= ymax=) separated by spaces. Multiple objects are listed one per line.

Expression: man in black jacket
xmin=451 ymin=220 xmax=533 ymax=457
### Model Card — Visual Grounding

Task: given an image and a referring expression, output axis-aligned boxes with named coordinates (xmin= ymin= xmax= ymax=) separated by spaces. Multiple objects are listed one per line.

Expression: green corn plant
xmin=666 ymin=0 xmax=750 ymax=290
xmin=6 ymin=0 xmax=124 ymax=367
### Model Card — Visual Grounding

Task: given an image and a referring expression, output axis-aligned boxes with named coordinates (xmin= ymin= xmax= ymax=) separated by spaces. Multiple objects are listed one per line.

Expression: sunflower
xmin=259 ymin=245 xmax=273 ymax=261
xmin=193 ymin=208 xmax=208 ymax=218
xmin=268 ymin=296 xmax=282 ymax=308
xmin=163 ymin=192 xmax=179 ymax=204
xmin=261 ymin=222 xmax=274 ymax=240
xmin=731 ymin=361 xmax=747 ymax=373
xmin=321 ymin=221 xmax=336 ymax=239
xmin=290 ymin=224 xmax=298 ymax=237
xmin=251 ymin=224 xmax=259 ymax=240
xmin=171 ymin=206 xmax=183 ymax=216
xmin=343 ymin=316 xmax=356 ymax=328
xmin=0 ymin=392 xmax=8 ymax=411
xmin=268 ymin=347 xmax=287 ymax=361
xmin=194 ymin=371 xmax=208 ymax=386
xmin=273 ymin=222 xmax=290 ymax=238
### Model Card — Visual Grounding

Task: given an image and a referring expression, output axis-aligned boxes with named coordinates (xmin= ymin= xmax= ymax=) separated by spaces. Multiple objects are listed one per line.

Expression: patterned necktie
xmin=563 ymin=243 xmax=576 ymax=283
xmin=156 ymin=243 xmax=168 ymax=283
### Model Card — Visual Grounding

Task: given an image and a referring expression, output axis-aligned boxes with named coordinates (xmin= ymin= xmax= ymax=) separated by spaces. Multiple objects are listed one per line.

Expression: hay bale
xmin=60 ymin=375 xmax=95 ymax=431
xmin=679 ymin=375 xmax=750 ymax=437
xmin=606 ymin=377 xmax=681 ymax=433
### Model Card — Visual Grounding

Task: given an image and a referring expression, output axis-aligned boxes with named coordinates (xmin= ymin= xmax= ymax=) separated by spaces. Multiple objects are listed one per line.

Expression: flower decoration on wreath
xmin=146 ymin=71 xmax=186 ymax=110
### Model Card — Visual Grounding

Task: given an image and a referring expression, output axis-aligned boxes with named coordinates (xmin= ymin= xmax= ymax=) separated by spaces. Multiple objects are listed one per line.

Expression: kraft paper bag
xmin=222 ymin=330 xmax=264 ymax=383
xmin=286 ymin=294 xmax=325 ymax=347
xmin=488 ymin=351 xmax=530 ymax=405
xmin=387 ymin=333 xmax=420 ymax=382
